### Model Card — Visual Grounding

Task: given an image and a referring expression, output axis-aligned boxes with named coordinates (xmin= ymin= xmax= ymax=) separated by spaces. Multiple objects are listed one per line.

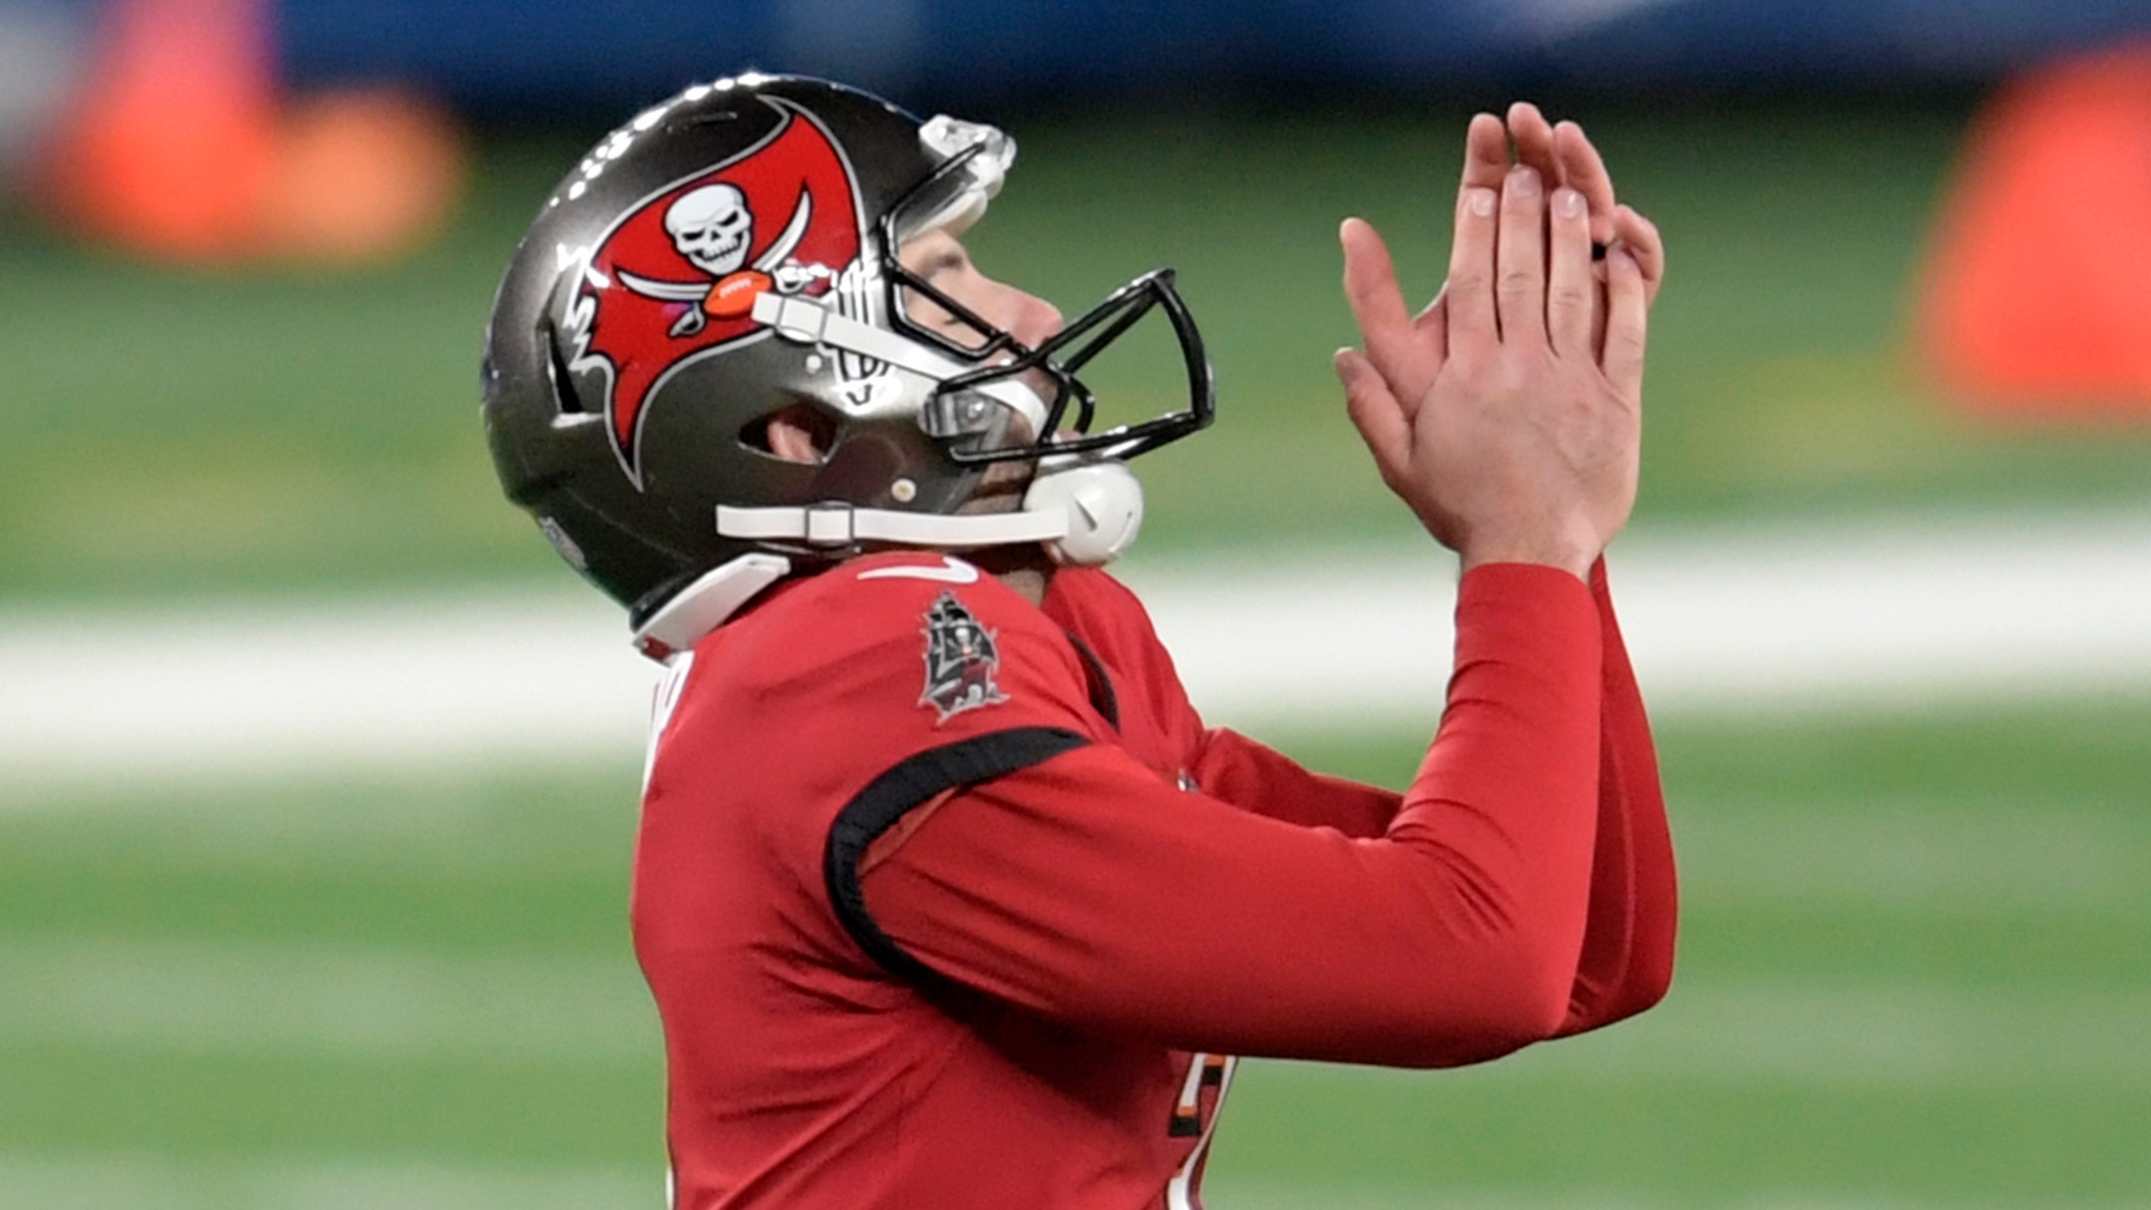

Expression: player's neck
xmin=997 ymin=566 xmax=1049 ymax=606
xmin=964 ymin=545 xmax=1053 ymax=606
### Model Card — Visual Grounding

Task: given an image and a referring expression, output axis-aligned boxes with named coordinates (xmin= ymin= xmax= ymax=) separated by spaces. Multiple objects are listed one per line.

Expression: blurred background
xmin=4 ymin=0 xmax=2151 ymax=1206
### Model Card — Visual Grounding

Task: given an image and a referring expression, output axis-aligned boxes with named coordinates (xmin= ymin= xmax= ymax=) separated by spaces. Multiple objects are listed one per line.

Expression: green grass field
xmin=5 ymin=94 xmax=2151 ymax=1207
xmin=4 ymin=702 xmax=2147 ymax=1207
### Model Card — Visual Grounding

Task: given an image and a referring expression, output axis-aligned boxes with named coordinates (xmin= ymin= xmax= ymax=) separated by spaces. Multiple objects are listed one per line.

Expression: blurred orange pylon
xmin=34 ymin=0 xmax=466 ymax=267
xmin=1916 ymin=41 xmax=2151 ymax=417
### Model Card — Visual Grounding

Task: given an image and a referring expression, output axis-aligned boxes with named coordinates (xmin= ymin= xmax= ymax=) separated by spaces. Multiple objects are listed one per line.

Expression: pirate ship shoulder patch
xmin=918 ymin=591 xmax=1009 ymax=723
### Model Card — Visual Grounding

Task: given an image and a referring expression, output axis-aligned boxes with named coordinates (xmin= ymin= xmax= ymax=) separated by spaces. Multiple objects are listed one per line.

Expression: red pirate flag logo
xmin=919 ymin=591 xmax=1009 ymax=723
xmin=561 ymin=97 xmax=869 ymax=485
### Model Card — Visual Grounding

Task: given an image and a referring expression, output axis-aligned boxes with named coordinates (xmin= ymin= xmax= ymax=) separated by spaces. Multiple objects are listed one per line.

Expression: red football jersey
xmin=633 ymin=552 xmax=1674 ymax=1209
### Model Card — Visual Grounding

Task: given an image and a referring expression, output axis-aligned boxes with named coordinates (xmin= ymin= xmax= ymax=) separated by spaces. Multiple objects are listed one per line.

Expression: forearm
xmin=1382 ymin=561 xmax=1604 ymax=1055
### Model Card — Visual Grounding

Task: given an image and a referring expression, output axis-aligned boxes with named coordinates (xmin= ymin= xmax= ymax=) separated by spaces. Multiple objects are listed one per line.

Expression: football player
xmin=483 ymin=74 xmax=1673 ymax=1210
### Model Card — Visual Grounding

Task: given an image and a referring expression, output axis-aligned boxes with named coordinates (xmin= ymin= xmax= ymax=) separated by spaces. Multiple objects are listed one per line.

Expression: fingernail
xmin=1509 ymin=165 xmax=1539 ymax=196
xmin=1468 ymin=188 xmax=1496 ymax=217
xmin=1556 ymin=188 xmax=1583 ymax=218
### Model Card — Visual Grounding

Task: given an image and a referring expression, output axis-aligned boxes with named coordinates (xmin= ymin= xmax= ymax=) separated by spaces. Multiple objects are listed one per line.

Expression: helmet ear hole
xmin=741 ymin=402 xmax=836 ymax=464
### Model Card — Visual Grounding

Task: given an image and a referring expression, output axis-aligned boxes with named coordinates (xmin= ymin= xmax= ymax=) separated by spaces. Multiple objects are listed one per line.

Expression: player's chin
xmin=952 ymin=461 xmax=1034 ymax=516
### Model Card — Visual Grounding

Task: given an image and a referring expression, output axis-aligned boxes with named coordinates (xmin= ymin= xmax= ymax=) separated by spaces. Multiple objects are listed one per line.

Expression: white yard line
xmin=4 ymin=507 xmax=2151 ymax=784
xmin=1136 ymin=505 xmax=2151 ymax=723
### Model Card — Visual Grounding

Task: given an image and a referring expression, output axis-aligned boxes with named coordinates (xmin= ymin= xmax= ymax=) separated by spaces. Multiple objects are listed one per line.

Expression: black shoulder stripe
xmin=824 ymin=727 xmax=1090 ymax=986
xmin=1062 ymin=633 xmax=1121 ymax=731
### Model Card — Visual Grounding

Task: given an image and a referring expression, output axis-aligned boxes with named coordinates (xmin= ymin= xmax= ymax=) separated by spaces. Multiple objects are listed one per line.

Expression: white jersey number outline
xmin=643 ymin=650 xmax=697 ymax=794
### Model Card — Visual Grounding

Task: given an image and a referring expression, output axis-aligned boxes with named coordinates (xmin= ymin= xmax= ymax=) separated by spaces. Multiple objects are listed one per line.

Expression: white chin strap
xmin=715 ymin=456 xmax=1145 ymax=568
xmin=638 ymin=462 xmax=1144 ymax=659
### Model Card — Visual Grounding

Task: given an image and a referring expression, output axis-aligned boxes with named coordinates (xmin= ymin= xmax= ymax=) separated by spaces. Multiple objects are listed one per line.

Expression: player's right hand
xmin=1334 ymin=131 xmax=1651 ymax=579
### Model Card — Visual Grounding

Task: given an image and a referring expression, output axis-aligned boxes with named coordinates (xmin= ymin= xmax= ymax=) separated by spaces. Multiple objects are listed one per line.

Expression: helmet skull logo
xmin=666 ymin=185 xmax=756 ymax=277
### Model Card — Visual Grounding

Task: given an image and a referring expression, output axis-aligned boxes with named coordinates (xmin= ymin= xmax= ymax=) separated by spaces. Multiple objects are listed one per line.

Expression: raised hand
xmin=1334 ymin=115 xmax=1654 ymax=579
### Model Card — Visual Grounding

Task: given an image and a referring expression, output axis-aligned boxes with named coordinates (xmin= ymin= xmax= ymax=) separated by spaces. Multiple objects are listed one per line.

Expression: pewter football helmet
xmin=482 ymin=74 xmax=1212 ymax=654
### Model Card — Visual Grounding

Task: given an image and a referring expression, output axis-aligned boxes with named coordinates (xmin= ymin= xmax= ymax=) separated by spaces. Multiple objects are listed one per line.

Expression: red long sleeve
xmin=862 ymin=563 xmax=1607 ymax=1066
xmin=1559 ymin=559 xmax=1677 ymax=1032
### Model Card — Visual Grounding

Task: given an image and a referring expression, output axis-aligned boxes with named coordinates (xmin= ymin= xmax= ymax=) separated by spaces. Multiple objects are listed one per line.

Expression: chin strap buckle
xmin=802 ymin=502 xmax=858 ymax=546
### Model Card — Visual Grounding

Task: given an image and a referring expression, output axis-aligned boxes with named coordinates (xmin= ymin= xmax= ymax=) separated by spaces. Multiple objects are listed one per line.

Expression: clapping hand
xmin=1334 ymin=107 xmax=1664 ymax=578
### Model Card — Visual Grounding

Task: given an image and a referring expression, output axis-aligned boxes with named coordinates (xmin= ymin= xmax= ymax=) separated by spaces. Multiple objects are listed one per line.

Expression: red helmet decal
xmin=563 ymin=98 xmax=867 ymax=485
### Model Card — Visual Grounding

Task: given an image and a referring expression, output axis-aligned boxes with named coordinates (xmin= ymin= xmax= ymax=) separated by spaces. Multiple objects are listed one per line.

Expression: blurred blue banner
xmin=273 ymin=0 xmax=2151 ymax=111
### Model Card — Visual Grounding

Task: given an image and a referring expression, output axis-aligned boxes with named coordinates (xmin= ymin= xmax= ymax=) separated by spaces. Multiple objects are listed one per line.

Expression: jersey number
xmin=1165 ymin=1052 xmax=1236 ymax=1210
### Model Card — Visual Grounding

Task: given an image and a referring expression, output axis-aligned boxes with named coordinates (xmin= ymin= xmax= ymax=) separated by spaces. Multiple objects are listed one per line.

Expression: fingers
xmin=1550 ymin=120 xmax=1619 ymax=246
xmin=1455 ymin=110 xmax=1515 ymax=345
xmin=1334 ymin=347 xmax=1412 ymax=480
xmin=1510 ymin=104 xmax=1618 ymax=246
xmin=1600 ymin=247 xmax=1649 ymax=397
xmin=1546 ymin=187 xmax=1594 ymax=357
xmin=1339 ymin=218 xmax=1423 ymax=389
xmin=1461 ymin=112 xmax=1509 ymax=192
xmin=1610 ymin=204 xmax=1665 ymax=303
xmin=1445 ymin=184 xmax=1501 ymax=342
xmin=1505 ymin=102 xmax=1559 ymax=190
xmin=1494 ymin=165 xmax=1547 ymax=345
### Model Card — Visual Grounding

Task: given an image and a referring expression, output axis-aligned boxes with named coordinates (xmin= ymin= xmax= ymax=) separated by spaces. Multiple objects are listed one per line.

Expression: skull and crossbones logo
xmin=666 ymin=185 xmax=754 ymax=277
xmin=617 ymin=183 xmax=824 ymax=338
